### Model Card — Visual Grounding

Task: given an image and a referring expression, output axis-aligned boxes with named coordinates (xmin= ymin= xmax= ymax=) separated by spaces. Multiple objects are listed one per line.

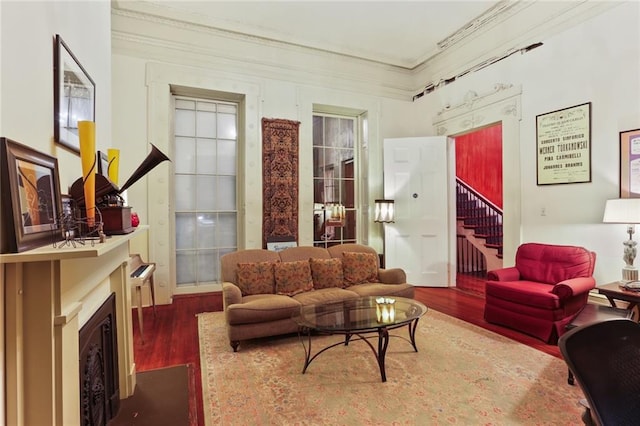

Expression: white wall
xmin=0 ymin=0 xmax=113 ymax=421
xmin=112 ymin=1 xmax=639 ymax=293
xmin=413 ymin=2 xmax=640 ymax=283
xmin=1 ymin=1 xmax=112 ymax=190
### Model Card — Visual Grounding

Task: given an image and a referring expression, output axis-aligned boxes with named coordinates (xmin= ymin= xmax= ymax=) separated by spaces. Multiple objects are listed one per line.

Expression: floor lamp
xmin=374 ymin=199 xmax=395 ymax=268
xmin=603 ymin=198 xmax=640 ymax=282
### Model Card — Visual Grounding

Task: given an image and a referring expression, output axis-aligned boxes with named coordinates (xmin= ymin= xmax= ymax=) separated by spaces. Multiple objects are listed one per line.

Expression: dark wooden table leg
xmin=299 ymin=326 xmax=312 ymax=374
xmin=377 ymin=327 xmax=390 ymax=382
xmin=408 ymin=318 xmax=420 ymax=352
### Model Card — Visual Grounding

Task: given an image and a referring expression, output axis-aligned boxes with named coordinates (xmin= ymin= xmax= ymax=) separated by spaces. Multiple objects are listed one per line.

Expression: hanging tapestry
xmin=262 ymin=118 xmax=300 ymax=248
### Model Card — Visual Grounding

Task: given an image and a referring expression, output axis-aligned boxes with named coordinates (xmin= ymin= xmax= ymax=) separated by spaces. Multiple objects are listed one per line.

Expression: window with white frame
xmin=173 ymin=97 xmax=238 ymax=287
xmin=312 ymin=113 xmax=357 ymax=247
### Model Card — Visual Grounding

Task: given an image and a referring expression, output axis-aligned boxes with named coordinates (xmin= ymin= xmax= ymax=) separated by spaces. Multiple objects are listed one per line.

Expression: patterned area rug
xmin=198 ymin=310 xmax=585 ymax=425
xmin=262 ymin=118 xmax=299 ymax=248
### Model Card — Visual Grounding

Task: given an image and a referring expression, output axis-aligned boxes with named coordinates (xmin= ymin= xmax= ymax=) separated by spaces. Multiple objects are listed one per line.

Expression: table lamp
xmin=603 ymin=198 xmax=640 ymax=282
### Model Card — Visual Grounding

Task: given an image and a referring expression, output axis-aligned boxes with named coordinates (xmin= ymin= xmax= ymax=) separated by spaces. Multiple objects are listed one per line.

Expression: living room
xmin=1 ymin=0 xmax=639 ymax=424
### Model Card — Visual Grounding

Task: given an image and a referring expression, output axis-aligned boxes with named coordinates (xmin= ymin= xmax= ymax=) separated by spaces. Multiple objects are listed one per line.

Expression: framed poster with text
xmin=620 ymin=128 xmax=640 ymax=198
xmin=536 ymin=102 xmax=591 ymax=185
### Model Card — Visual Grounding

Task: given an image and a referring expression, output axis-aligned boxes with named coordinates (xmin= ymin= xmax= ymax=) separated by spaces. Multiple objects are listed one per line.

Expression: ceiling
xmin=115 ymin=1 xmax=501 ymax=69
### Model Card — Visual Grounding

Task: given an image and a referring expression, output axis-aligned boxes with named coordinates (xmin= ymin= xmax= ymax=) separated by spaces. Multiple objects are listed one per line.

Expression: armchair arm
xmin=487 ymin=267 xmax=521 ymax=282
xmin=551 ymin=277 xmax=596 ymax=300
xmin=378 ymin=268 xmax=407 ymax=284
xmin=222 ymin=282 xmax=242 ymax=309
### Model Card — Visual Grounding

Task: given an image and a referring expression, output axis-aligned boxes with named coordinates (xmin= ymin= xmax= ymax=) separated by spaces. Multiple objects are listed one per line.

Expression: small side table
xmin=597 ymin=281 xmax=640 ymax=311
xmin=564 ymin=303 xmax=632 ymax=385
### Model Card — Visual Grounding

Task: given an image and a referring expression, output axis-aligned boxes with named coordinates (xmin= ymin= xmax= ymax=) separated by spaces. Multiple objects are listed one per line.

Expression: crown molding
xmin=436 ymin=1 xmax=528 ymax=51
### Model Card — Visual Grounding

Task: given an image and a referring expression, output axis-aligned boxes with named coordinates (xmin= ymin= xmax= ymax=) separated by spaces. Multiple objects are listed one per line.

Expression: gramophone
xmin=69 ymin=144 xmax=170 ymax=235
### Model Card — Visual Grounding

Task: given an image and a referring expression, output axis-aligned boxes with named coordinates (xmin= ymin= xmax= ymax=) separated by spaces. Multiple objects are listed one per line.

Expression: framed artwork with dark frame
xmin=536 ymin=102 xmax=592 ymax=185
xmin=619 ymin=128 xmax=640 ymax=198
xmin=0 ymin=137 xmax=63 ymax=253
xmin=53 ymin=34 xmax=96 ymax=154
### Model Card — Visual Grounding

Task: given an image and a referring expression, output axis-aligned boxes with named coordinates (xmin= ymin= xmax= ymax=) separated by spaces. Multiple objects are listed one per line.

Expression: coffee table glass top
xmin=292 ymin=296 xmax=427 ymax=332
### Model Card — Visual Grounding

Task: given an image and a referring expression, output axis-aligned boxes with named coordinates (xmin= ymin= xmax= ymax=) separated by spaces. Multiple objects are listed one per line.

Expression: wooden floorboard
xmin=130 ymin=275 xmax=560 ymax=426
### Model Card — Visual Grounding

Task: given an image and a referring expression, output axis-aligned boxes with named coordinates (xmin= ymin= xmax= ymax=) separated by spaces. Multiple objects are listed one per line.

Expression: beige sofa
xmin=221 ymin=243 xmax=414 ymax=351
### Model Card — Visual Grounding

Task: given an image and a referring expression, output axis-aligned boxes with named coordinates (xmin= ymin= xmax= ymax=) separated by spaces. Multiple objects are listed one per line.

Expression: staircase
xmin=456 ymin=179 xmax=503 ymax=275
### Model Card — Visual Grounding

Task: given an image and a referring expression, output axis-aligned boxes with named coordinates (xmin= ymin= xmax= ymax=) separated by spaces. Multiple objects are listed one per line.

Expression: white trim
xmin=433 ymin=84 xmax=522 ymax=264
xmin=146 ymin=62 xmax=261 ymax=304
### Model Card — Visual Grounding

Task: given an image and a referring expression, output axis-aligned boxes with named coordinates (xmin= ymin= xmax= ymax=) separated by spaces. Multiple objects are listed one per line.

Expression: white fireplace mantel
xmin=1 ymin=227 xmax=145 ymax=425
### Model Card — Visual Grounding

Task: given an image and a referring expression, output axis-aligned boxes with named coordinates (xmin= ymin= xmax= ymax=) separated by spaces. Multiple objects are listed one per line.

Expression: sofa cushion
xmin=342 ymin=252 xmax=379 ymax=285
xmin=346 ymin=282 xmax=415 ymax=299
xmin=226 ymin=294 xmax=302 ymax=325
xmin=485 ymin=280 xmax=560 ymax=310
xmin=274 ymin=260 xmax=314 ymax=296
xmin=309 ymin=258 xmax=344 ymax=289
xmin=293 ymin=287 xmax=359 ymax=305
xmin=236 ymin=261 xmax=277 ymax=296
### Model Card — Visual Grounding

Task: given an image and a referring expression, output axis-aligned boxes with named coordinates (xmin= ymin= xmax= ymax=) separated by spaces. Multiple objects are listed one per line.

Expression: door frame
xmin=433 ymin=85 xmax=522 ymax=265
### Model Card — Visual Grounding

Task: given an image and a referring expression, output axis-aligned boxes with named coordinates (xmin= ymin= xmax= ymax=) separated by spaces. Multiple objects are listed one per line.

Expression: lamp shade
xmin=603 ymin=198 xmax=640 ymax=224
xmin=374 ymin=199 xmax=395 ymax=223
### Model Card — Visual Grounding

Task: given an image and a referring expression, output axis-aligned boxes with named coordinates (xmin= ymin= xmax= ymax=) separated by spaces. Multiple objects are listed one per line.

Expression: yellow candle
xmin=107 ymin=148 xmax=120 ymax=185
xmin=79 ymin=121 xmax=96 ymax=227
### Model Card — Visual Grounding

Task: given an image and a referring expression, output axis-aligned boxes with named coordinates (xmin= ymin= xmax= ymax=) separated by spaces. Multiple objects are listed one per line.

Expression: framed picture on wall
xmin=53 ymin=34 xmax=96 ymax=154
xmin=619 ymin=128 xmax=640 ymax=198
xmin=536 ymin=102 xmax=592 ymax=185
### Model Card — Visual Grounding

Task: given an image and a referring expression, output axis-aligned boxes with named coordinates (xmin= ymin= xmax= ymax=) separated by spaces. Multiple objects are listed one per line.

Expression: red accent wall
xmin=455 ymin=123 xmax=503 ymax=208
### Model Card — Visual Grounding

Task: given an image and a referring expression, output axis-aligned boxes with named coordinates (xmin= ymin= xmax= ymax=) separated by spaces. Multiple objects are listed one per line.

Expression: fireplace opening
xmin=79 ymin=292 xmax=120 ymax=426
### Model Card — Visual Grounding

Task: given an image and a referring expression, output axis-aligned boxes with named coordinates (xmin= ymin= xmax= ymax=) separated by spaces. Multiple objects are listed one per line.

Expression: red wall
xmin=455 ymin=123 xmax=503 ymax=209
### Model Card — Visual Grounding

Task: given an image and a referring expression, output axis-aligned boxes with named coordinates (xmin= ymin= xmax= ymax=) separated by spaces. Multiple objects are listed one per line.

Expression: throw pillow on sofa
xmin=342 ymin=252 xmax=379 ymax=285
xmin=309 ymin=258 xmax=344 ymax=289
xmin=236 ymin=261 xmax=277 ymax=296
xmin=274 ymin=260 xmax=314 ymax=296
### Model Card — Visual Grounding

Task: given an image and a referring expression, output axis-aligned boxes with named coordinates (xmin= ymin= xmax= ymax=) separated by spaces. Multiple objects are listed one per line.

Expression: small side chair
xmin=559 ymin=318 xmax=640 ymax=425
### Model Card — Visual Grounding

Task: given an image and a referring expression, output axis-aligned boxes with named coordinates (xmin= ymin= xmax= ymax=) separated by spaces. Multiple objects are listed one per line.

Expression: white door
xmin=383 ymin=137 xmax=454 ymax=287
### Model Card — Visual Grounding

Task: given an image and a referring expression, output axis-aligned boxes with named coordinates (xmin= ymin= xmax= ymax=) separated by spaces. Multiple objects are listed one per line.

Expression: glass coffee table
xmin=291 ymin=296 xmax=427 ymax=382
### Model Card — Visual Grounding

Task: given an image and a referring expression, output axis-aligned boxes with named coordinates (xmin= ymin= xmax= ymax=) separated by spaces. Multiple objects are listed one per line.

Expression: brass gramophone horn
xmin=118 ymin=143 xmax=171 ymax=194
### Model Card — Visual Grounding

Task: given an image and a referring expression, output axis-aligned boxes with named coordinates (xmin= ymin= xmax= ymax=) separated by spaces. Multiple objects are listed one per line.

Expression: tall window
xmin=313 ymin=114 xmax=357 ymax=247
xmin=173 ymin=97 xmax=237 ymax=287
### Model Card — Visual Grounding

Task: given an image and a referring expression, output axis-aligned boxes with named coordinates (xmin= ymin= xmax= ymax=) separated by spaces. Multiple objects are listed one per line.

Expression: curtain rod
xmin=412 ymin=42 xmax=543 ymax=101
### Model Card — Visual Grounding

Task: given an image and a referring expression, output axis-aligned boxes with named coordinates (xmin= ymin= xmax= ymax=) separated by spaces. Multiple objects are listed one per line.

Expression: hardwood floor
xmin=130 ymin=275 xmax=560 ymax=425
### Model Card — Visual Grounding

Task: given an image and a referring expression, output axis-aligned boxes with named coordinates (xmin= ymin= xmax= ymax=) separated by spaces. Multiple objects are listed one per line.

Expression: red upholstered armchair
xmin=484 ymin=243 xmax=596 ymax=344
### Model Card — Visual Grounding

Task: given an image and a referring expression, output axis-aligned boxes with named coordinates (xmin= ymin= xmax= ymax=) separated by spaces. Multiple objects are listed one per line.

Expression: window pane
xmin=174 ymin=137 xmax=196 ymax=174
xmin=196 ymin=139 xmax=216 ymax=175
xmin=325 ymin=117 xmax=340 ymax=147
xmin=340 ymin=119 xmax=354 ymax=149
xmin=313 ymin=116 xmax=324 ymax=145
xmin=176 ymin=250 xmax=196 ymax=284
xmin=175 ymin=175 xmax=196 ymax=210
xmin=176 ymin=213 xmax=196 ymax=249
xmin=218 ymin=213 xmax=237 ymax=248
xmin=217 ymin=140 xmax=236 ymax=176
xmin=217 ymin=113 xmax=237 ymax=140
xmin=196 ymin=111 xmax=216 ymax=138
xmin=175 ymin=99 xmax=195 ymax=110
xmin=196 ymin=175 xmax=216 ymax=210
xmin=217 ymin=176 xmax=236 ymax=211
xmin=218 ymin=104 xmax=236 ymax=114
xmin=197 ymin=213 xmax=216 ymax=249
xmin=197 ymin=250 xmax=216 ymax=283
xmin=175 ymin=109 xmax=195 ymax=137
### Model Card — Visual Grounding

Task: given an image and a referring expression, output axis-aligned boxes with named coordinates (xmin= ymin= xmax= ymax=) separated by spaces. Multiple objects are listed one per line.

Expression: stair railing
xmin=456 ymin=178 xmax=503 ymax=272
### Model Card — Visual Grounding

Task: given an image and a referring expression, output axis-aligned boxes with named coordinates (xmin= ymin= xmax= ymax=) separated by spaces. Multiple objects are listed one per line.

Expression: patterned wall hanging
xmin=262 ymin=118 xmax=300 ymax=248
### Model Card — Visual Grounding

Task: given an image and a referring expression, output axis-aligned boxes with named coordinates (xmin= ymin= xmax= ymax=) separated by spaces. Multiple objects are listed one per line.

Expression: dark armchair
xmin=484 ymin=243 xmax=596 ymax=343
xmin=559 ymin=319 xmax=640 ymax=425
